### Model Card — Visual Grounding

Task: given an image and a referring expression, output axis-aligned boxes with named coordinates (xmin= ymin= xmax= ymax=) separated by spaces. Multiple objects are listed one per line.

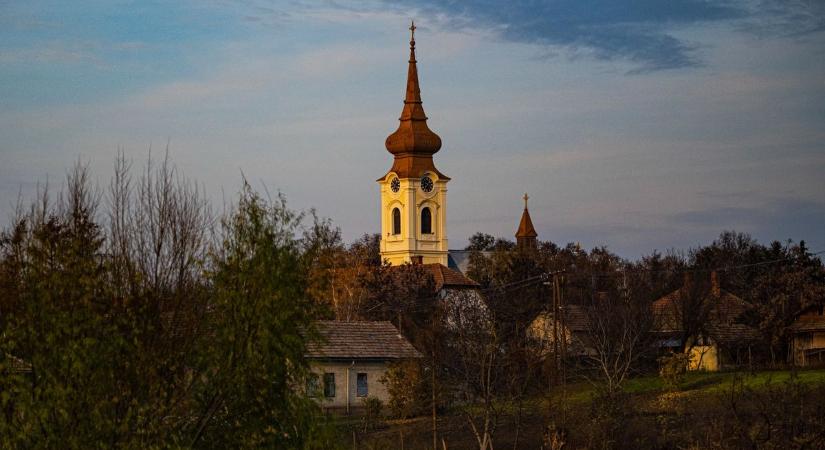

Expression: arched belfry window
xmin=392 ymin=208 xmax=401 ymax=235
xmin=421 ymin=207 xmax=432 ymax=234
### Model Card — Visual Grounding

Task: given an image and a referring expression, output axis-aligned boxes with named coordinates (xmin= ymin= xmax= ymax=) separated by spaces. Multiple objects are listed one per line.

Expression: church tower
xmin=516 ymin=193 xmax=538 ymax=249
xmin=378 ymin=22 xmax=449 ymax=266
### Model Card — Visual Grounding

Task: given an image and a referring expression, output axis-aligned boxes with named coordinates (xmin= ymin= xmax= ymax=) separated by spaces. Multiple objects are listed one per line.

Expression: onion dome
xmin=382 ymin=21 xmax=448 ymax=180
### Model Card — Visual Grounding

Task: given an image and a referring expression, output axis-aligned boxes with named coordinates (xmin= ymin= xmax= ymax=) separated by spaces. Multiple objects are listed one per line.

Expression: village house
xmin=652 ymin=272 xmax=759 ymax=371
xmin=527 ymin=304 xmax=594 ymax=359
xmin=788 ymin=304 xmax=825 ymax=367
xmin=304 ymin=321 xmax=422 ymax=413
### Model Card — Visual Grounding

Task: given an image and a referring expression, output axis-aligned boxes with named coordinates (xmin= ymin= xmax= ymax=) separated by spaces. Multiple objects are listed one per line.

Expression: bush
xmin=658 ymin=352 xmax=689 ymax=390
xmin=361 ymin=397 xmax=384 ymax=432
xmin=380 ymin=360 xmax=428 ymax=419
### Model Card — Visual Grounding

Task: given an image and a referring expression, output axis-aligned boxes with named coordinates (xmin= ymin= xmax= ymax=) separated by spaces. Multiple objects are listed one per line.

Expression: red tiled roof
xmin=422 ymin=263 xmax=479 ymax=291
xmin=306 ymin=321 xmax=423 ymax=360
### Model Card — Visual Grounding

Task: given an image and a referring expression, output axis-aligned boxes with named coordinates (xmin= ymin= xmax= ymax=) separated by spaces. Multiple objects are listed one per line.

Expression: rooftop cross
xmin=409 ymin=20 xmax=416 ymax=42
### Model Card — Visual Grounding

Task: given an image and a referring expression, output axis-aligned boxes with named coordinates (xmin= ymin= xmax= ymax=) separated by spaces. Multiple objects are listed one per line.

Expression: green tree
xmin=187 ymin=183 xmax=334 ymax=448
xmin=746 ymin=241 xmax=825 ymax=365
xmin=0 ymin=160 xmax=340 ymax=449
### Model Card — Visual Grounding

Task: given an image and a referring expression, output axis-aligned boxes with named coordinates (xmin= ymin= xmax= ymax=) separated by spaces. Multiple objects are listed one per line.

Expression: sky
xmin=1 ymin=0 xmax=824 ymax=259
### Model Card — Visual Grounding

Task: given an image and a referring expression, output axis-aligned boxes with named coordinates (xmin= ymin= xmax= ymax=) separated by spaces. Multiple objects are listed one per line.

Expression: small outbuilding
xmin=305 ymin=321 xmax=422 ymax=413
xmin=527 ymin=304 xmax=595 ymax=358
xmin=788 ymin=305 xmax=825 ymax=367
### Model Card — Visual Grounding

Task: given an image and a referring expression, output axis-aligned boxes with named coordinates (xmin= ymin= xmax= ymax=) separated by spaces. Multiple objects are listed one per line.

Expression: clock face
xmin=390 ymin=177 xmax=400 ymax=193
xmin=421 ymin=176 xmax=434 ymax=193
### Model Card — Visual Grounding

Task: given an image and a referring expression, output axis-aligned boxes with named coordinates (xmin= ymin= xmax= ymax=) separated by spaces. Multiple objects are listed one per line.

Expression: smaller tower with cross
xmin=515 ymin=193 xmax=538 ymax=249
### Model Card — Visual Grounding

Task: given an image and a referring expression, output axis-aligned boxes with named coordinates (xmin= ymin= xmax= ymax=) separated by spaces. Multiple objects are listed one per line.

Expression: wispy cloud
xmin=0 ymin=41 xmax=103 ymax=66
xmin=369 ymin=0 xmax=825 ymax=72
xmin=738 ymin=0 xmax=825 ymax=38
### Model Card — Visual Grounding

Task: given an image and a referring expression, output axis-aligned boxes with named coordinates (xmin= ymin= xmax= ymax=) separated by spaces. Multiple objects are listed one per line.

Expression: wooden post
xmin=432 ymin=349 xmax=438 ymax=450
xmin=552 ymin=275 xmax=558 ymax=384
xmin=559 ymin=275 xmax=567 ymax=385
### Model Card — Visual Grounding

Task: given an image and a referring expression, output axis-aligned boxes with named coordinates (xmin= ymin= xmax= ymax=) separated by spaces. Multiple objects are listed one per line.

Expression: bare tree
xmin=442 ymin=289 xmax=499 ymax=450
xmin=583 ymin=284 xmax=654 ymax=397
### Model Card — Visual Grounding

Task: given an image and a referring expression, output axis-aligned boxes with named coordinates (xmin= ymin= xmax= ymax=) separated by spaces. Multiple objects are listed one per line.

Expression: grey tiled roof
xmin=789 ymin=316 xmax=825 ymax=332
xmin=652 ymin=289 xmax=752 ymax=332
xmin=306 ymin=321 xmax=423 ymax=360
xmin=560 ymin=304 xmax=591 ymax=332
xmin=6 ymin=354 xmax=31 ymax=373
xmin=708 ymin=323 xmax=760 ymax=347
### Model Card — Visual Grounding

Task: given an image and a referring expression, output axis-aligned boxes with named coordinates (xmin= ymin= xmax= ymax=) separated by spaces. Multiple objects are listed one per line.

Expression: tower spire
xmin=383 ymin=21 xmax=446 ymax=179
xmin=400 ymin=20 xmax=425 ymax=121
xmin=516 ymin=193 xmax=538 ymax=248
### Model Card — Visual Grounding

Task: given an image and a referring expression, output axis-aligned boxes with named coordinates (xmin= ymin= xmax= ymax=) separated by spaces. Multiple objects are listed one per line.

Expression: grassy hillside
xmin=353 ymin=369 xmax=825 ymax=449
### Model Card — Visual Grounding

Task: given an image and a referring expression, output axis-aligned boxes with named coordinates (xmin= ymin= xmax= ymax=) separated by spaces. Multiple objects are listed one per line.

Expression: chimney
xmin=711 ymin=271 xmax=720 ymax=297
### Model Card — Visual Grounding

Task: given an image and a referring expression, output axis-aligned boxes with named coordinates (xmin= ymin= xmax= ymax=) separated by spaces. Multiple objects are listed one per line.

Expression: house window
xmin=421 ymin=207 xmax=432 ymax=234
xmin=323 ymin=373 xmax=335 ymax=398
xmin=356 ymin=373 xmax=368 ymax=397
xmin=392 ymin=208 xmax=401 ymax=235
xmin=306 ymin=373 xmax=321 ymax=397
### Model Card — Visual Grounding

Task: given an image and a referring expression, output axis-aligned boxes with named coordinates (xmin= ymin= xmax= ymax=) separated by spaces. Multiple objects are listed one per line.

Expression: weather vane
xmin=523 ymin=193 xmax=529 ymax=209
xmin=410 ymin=20 xmax=416 ymax=42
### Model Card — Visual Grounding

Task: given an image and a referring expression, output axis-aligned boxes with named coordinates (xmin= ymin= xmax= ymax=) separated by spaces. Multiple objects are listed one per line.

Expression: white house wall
xmin=309 ymin=361 xmax=391 ymax=410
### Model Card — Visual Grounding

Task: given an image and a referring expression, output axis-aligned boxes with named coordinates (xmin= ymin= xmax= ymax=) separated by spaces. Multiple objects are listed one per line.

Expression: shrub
xmin=380 ymin=360 xmax=428 ymax=419
xmin=361 ymin=397 xmax=384 ymax=432
xmin=658 ymin=352 xmax=689 ymax=390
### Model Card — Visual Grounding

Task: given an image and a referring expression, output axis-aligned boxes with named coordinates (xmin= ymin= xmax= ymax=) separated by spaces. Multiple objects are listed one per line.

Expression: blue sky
xmin=1 ymin=0 xmax=824 ymax=258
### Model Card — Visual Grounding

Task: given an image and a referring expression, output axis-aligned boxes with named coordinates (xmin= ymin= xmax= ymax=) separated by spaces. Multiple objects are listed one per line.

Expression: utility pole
xmin=542 ymin=270 xmax=566 ymax=417
xmin=542 ymin=270 xmax=566 ymax=385
xmin=432 ymin=355 xmax=437 ymax=450
xmin=552 ymin=274 xmax=560 ymax=384
xmin=558 ymin=275 xmax=567 ymax=385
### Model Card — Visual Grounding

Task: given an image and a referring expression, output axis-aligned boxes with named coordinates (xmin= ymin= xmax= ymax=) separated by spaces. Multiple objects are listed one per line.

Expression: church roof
xmin=422 ymin=263 xmax=479 ymax=291
xmin=516 ymin=194 xmax=538 ymax=239
xmin=381 ymin=22 xmax=448 ymax=181
xmin=516 ymin=208 xmax=538 ymax=238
